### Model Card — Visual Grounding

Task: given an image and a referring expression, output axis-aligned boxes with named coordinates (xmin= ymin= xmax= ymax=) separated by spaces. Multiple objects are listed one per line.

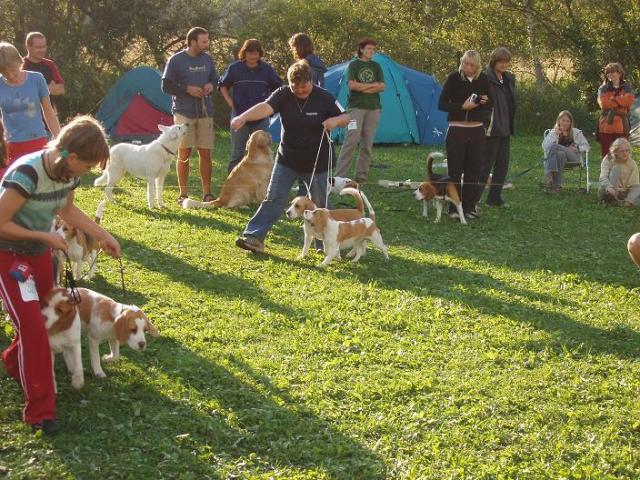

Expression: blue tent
xmin=96 ymin=66 xmax=173 ymax=143
xmin=269 ymin=53 xmax=447 ymax=145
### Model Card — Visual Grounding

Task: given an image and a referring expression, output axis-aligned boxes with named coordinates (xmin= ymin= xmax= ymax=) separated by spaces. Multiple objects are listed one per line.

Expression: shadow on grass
xmin=119 ymin=236 xmax=303 ymax=321
xmin=7 ymin=336 xmax=386 ymax=478
xmin=330 ymin=252 xmax=640 ymax=360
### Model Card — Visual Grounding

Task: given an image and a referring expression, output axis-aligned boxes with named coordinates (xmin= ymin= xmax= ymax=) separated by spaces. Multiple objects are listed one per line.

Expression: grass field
xmin=2 ymin=133 xmax=640 ymax=479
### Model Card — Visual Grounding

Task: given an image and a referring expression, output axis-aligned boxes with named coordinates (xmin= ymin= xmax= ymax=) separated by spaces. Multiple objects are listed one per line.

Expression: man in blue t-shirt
xmin=219 ymin=39 xmax=282 ymax=172
xmin=162 ymin=27 xmax=218 ymax=203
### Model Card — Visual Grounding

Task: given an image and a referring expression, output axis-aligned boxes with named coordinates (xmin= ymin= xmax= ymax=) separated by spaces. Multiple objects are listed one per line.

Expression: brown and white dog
xmin=183 ymin=130 xmax=273 ymax=209
xmin=329 ymin=176 xmax=358 ymax=195
xmin=302 ymin=208 xmax=389 ymax=267
xmin=53 ymin=200 xmax=105 ymax=285
xmin=287 ymin=188 xmax=375 ymax=259
xmin=41 ymin=288 xmax=84 ymax=390
xmin=414 ymin=152 xmax=466 ymax=225
xmin=76 ymin=288 xmax=159 ymax=378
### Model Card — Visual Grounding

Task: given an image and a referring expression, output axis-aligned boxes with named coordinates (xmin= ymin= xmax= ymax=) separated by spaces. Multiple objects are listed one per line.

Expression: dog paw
xmin=102 ymin=353 xmax=118 ymax=363
xmin=71 ymin=376 xmax=85 ymax=390
xmin=94 ymin=370 xmax=107 ymax=378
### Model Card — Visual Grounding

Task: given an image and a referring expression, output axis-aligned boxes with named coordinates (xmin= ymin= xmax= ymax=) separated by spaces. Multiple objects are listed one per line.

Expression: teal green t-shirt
xmin=347 ymin=59 xmax=384 ymax=110
xmin=0 ymin=150 xmax=79 ymax=255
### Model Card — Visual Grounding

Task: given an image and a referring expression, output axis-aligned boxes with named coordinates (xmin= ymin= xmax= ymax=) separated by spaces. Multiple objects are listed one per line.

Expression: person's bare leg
xmin=628 ymin=233 xmax=640 ymax=267
xmin=198 ymin=148 xmax=212 ymax=198
xmin=177 ymin=148 xmax=192 ymax=197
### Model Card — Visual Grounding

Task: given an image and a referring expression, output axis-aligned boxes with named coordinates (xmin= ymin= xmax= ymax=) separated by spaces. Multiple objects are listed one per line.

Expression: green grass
xmin=2 ymin=132 xmax=640 ymax=479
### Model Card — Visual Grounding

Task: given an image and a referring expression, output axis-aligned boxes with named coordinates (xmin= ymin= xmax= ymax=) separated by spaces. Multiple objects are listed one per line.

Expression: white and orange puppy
xmin=302 ymin=208 xmax=389 ymax=267
xmin=41 ymin=288 xmax=84 ymax=391
xmin=76 ymin=288 xmax=159 ymax=378
xmin=287 ymin=188 xmax=374 ymax=259
xmin=53 ymin=200 xmax=105 ymax=284
xmin=183 ymin=130 xmax=273 ymax=209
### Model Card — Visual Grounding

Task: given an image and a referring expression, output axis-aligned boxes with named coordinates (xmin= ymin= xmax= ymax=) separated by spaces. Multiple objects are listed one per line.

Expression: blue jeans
xmin=228 ymin=117 xmax=271 ymax=172
xmin=243 ymin=162 xmax=328 ymax=241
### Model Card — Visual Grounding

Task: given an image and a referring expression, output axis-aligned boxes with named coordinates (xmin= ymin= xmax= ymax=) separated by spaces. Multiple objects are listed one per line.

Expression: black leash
xmin=62 ymin=252 xmax=81 ymax=305
xmin=117 ymin=257 xmax=128 ymax=305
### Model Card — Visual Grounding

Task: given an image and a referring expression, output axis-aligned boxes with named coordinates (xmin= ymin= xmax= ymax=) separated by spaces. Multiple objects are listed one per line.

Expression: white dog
xmin=94 ymin=123 xmax=189 ymax=209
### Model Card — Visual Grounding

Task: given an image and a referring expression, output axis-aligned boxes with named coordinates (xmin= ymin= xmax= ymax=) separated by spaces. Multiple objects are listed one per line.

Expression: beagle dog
xmin=76 ymin=288 xmax=159 ymax=379
xmin=286 ymin=188 xmax=375 ymax=259
xmin=41 ymin=288 xmax=84 ymax=390
xmin=414 ymin=152 xmax=466 ymax=225
xmin=302 ymin=208 xmax=389 ymax=267
xmin=53 ymin=200 xmax=105 ymax=285
xmin=329 ymin=176 xmax=359 ymax=195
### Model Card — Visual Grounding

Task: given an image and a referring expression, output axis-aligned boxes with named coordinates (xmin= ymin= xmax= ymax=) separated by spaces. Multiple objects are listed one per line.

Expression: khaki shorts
xmin=174 ymin=114 xmax=214 ymax=150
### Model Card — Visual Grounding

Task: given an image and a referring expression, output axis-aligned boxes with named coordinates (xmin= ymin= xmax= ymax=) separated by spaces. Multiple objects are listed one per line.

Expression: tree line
xmin=1 ymin=0 xmax=638 ymax=134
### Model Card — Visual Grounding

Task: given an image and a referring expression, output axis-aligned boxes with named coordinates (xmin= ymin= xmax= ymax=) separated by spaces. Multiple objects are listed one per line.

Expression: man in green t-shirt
xmin=335 ymin=38 xmax=385 ymax=184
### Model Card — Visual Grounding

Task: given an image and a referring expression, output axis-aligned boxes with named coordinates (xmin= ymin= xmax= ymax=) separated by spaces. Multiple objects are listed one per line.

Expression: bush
xmin=515 ymin=80 xmax=599 ymax=138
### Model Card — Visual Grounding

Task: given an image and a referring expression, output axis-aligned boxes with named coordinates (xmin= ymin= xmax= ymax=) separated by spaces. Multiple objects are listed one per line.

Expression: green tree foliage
xmin=0 ymin=0 xmax=638 ymax=132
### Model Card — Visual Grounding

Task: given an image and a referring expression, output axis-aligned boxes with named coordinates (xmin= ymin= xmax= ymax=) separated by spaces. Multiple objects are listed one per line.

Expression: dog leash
xmin=61 ymin=252 xmax=82 ymax=305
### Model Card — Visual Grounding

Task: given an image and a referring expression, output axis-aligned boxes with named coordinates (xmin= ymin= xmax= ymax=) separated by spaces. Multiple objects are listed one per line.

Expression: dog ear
xmin=113 ymin=312 xmax=132 ymax=345
xmin=422 ymin=183 xmax=437 ymax=200
xmin=157 ymin=124 xmax=168 ymax=133
xmin=144 ymin=317 xmax=160 ymax=337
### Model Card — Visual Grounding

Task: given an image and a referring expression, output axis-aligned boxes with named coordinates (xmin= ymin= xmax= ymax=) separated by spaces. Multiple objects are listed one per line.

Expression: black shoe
xmin=235 ymin=236 xmax=264 ymax=253
xmin=31 ymin=419 xmax=60 ymax=435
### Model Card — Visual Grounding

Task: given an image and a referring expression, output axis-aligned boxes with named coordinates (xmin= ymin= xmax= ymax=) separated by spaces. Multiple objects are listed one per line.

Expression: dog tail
xmin=427 ymin=151 xmax=445 ymax=181
xmin=358 ymin=190 xmax=376 ymax=222
xmin=95 ymin=199 xmax=106 ymax=224
xmin=339 ymin=187 xmax=365 ymax=214
xmin=181 ymin=198 xmax=222 ymax=209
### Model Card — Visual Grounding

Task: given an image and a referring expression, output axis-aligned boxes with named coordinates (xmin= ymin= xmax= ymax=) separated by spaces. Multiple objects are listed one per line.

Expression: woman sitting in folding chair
xmin=542 ymin=110 xmax=590 ymax=194
xmin=598 ymin=137 xmax=640 ymax=207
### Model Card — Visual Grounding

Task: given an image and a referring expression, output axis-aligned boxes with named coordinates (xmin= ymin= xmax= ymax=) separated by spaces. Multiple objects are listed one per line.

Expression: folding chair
xmin=541 ymin=129 xmax=590 ymax=192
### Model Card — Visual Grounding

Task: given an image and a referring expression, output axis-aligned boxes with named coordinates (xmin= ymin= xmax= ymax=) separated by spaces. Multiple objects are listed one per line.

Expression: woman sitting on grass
xmin=598 ymin=137 xmax=640 ymax=207
xmin=541 ymin=110 xmax=590 ymax=194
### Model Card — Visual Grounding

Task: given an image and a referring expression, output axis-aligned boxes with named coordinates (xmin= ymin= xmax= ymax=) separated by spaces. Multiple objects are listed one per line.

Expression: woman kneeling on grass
xmin=542 ymin=110 xmax=590 ymax=194
xmin=0 ymin=116 xmax=121 ymax=434
xmin=233 ymin=60 xmax=349 ymax=254
xmin=598 ymin=137 xmax=640 ymax=207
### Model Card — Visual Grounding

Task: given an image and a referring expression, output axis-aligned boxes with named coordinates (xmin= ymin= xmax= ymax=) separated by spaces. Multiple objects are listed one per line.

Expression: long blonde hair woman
xmin=438 ymin=49 xmax=492 ymax=219
xmin=541 ymin=110 xmax=590 ymax=193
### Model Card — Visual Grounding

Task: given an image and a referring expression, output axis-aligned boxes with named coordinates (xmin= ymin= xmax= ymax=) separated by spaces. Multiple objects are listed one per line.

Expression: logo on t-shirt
xmin=189 ymin=65 xmax=207 ymax=73
xmin=358 ymin=67 xmax=376 ymax=83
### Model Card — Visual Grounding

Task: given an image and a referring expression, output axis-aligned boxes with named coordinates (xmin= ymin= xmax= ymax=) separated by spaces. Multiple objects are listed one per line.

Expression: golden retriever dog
xmin=182 ymin=130 xmax=273 ymax=209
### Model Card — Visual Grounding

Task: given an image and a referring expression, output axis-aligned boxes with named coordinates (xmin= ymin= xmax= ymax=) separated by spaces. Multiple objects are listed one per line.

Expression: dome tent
xmin=269 ymin=53 xmax=448 ymax=145
xmin=96 ymin=66 xmax=173 ymax=143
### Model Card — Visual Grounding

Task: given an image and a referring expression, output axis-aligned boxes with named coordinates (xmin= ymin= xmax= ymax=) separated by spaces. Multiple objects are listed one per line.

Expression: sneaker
xmin=465 ymin=210 xmax=480 ymax=220
xmin=31 ymin=419 xmax=60 ymax=435
xmin=543 ymin=172 xmax=555 ymax=189
xmin=235 ymin=236 xmax=264 ymax=253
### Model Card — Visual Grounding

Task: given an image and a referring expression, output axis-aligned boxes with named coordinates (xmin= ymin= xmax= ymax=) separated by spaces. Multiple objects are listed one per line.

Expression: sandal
xmin=202 ymin=194 xmax=215 ymax=202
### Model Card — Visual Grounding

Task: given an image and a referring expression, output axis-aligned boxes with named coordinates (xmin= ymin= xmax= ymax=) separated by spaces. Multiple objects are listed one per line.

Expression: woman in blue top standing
xmin=219 ymin=39 xmax=282 ymax=173
xmin=0 ymin=42 xmax=60 ymax=174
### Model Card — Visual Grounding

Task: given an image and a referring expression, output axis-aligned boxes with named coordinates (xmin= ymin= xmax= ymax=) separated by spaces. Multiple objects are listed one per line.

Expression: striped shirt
xmin=0 ymin=150 xmax=79 ymax=255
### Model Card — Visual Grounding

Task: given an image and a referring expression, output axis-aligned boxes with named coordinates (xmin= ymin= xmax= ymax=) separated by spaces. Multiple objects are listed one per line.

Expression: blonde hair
xmin=458 ymin=50 xmax=482 ymax=80
xmin=0 ymin=42 xmax=23 ymax=74
xmin=49 ymin=116 xmax=110 ymax=165
xmin=610 ymin=137 xmax=631 ymax=159
xmin=555 ymin=110 xmax=575 ymax=142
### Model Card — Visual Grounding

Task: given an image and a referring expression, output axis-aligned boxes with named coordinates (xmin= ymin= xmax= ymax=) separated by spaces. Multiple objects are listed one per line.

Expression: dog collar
xmin=159 ymin=143 xmax=176 ymax=156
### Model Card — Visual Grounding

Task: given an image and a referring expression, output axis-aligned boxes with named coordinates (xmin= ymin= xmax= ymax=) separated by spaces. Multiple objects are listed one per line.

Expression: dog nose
xmin=138 ymin=341 xmax=146 ymax=350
